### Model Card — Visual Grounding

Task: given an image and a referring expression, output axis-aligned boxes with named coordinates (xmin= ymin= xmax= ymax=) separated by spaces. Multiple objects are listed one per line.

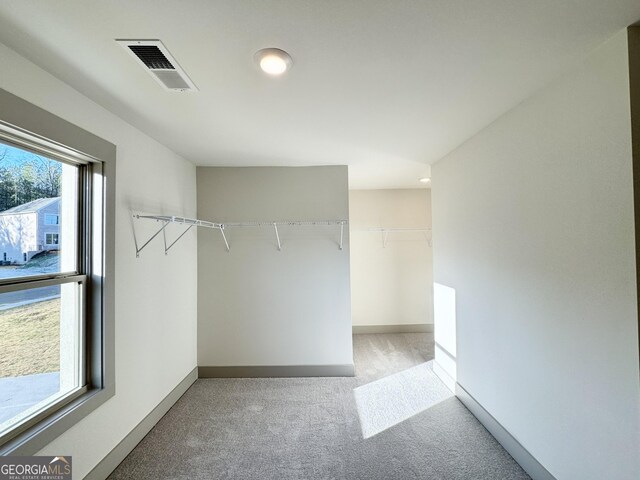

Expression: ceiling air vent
xmin=116 ymin=40 xmax=198 ymax=92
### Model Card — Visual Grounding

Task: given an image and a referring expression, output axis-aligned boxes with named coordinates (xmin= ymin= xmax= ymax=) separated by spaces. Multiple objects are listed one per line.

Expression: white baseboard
xmin=352 ymin=324 xmax=434 ymax=334
xmin=84 ymin=367 xmax=198 ymax=480
xmin=198 ymin=364 xmax=355 ymax=378
xmin=456 ymin=383 xmax=556 ymax=480
xmin=432 ymin=360 xmax=456 ymax=392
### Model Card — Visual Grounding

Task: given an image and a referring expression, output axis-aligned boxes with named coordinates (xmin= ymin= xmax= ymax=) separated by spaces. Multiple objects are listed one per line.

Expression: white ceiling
xmin=0 ymin=1 xmax=638 ymax=189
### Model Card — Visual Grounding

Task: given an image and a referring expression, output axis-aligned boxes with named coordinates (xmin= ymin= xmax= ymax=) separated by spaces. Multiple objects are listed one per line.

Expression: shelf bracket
xmin=219 ymin=225 xmax=230 ymax=252
xmin=423 ymin=231 xmax=433 ymax=247
xmin=383 ymin=229 xmax=389 ymax=248
xmin=273 ymin=223 xmax=282 ymax=251
xmin=165 ymin=224 xmax=194 ymax=255
xmin=134 ymin=216 xmax=170 ymax=258
xmin=339 ymin=222 xmax=344 ymax=250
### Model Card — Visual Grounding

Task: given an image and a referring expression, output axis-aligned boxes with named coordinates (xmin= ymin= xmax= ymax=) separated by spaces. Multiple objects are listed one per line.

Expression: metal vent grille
xmin=152 ymin=71 xmax=190 ymax=89
xmin=128 ymin=45 xmax=174 ymax=70
xmin=117 ymin=40 xmax=198 ymax=92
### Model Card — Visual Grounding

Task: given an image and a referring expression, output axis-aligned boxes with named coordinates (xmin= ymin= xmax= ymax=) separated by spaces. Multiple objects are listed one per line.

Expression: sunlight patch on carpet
xmin=354 ymin=360 xmax=453 ymax=438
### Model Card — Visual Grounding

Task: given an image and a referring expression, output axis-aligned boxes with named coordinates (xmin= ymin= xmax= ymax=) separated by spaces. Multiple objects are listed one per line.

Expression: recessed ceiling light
xmin=255 ymin=48 xmax=292 ymax=76
xmin=419 ymin=177 xmax=431 ymax=184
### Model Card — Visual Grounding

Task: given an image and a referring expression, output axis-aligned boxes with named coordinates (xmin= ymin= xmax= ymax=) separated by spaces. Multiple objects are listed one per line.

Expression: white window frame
xmin=0 ymin=88 xmax=115 ymax=456
xmin=44 ymin=232 xmax=59 ymax=245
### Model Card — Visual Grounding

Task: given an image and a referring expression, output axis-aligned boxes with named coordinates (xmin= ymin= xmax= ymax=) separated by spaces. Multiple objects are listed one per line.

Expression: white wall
xmin=349 ymin=189 xmax=432 ymax=326
xmin=432 ymin=30 xmax=640 ymax=480
xmin=197 ymin=166 xmax=352 ymax=368
xmin=0 ymin=42 xmax=198 ymax=478
xmin=0 ymin=213 xmax=35 ymax=263
xmin=433 ymin=282 xmax=457 ymax=391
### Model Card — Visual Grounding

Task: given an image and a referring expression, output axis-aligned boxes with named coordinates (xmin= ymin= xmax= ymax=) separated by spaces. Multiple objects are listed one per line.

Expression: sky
xmin=0 ymin=142 xmax=50 ymax=168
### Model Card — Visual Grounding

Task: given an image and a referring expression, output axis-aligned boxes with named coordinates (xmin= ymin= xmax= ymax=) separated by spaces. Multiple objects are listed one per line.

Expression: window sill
xmin=0 ymin=384 xmax=115 ymax=456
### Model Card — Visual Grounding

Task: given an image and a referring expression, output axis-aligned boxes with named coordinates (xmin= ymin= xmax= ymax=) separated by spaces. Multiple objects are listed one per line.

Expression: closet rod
xmin=221 ymin=220 xmax=347 ymax=227
xmin=356 ymin=227 xmax=431 ymax=232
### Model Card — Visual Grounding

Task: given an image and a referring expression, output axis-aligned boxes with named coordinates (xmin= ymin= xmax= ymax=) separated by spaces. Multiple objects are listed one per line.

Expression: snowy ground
xmin=0 ymin=252 xmax=60 ymax=279
xmin=0 ymin=254 xmax=61 ymax=308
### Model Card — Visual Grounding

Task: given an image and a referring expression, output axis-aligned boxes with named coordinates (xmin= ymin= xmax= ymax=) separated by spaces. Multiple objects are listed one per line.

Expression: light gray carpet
xmin=108 ymin=334 xmax=530 ymax=480
xmin=354 ymin=360 xmax=453 ymax=438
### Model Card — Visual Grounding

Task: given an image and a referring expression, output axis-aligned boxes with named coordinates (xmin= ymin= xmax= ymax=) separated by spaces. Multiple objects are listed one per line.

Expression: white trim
xmin=0 ymin=121 xmax=98 ymax=167
xmin=44 ymin=232 xmax=59 ymax=246
xmin=456 ymin=384 xmax=557 ymax=480
xmin=352 ymin=324 xmax=433 ymax=334
xmin=198 ymin=364 xmax=355 ymax=378
xmin=84 ymin=368 xmax=198 ymax=480
xmin=0 ymin=87 xmax=116 ymax=457
xmin=432 ymin=360 xmax=456 ymax=392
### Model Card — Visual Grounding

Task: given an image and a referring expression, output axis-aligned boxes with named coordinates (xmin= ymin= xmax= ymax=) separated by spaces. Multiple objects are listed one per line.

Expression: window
xmin=44 ymin=214 xmax=59 ymax=225
xmin=0 ymin=143 xmax=84 ymax=447
xmin=44 ymin=233 xmax=60 ymax=246
xmin=0 ymin=88 xmax=114 ymax=456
